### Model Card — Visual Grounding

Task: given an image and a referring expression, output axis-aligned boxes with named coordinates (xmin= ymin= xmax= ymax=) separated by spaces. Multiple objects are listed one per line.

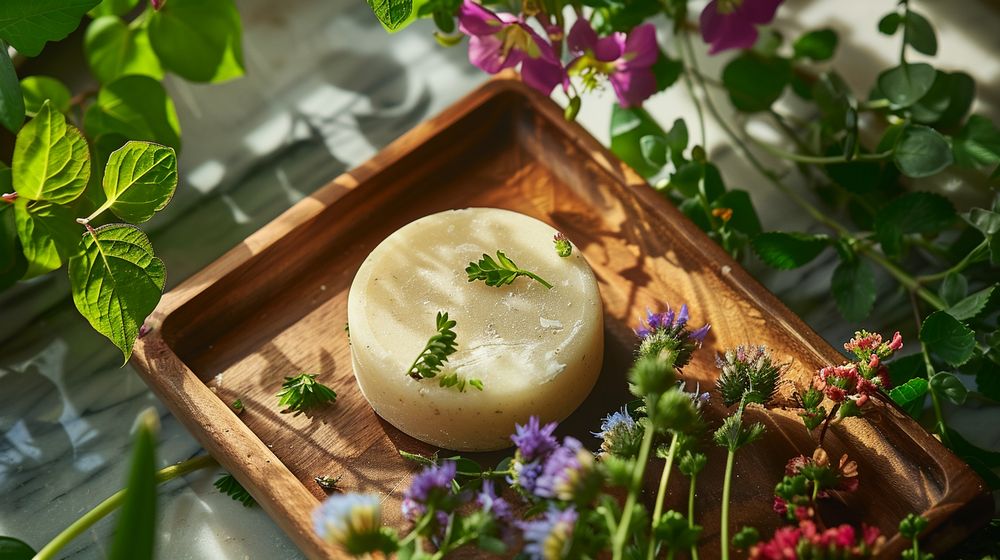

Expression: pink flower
xmin=567 ymin=19 xmax=658 ymax=107
xmin=700 ymin=0 xmax=783 ymax=55
xmin=888 ymin=331 xmax=903 ymax=351
xmin=458 ymin=0 xmax=566 ymax=95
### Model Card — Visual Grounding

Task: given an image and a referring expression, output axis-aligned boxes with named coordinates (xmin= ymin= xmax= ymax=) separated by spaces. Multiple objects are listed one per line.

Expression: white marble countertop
xmin=1 ymin=0 xmax=998 ymax=558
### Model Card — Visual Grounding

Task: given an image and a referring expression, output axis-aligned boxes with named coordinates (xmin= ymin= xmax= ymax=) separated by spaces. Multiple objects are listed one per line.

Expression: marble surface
xmin=1 ymin=0 xmax=998 ymax=558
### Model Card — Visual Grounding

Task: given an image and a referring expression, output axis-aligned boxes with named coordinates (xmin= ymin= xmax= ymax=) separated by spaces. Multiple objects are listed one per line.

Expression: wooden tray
xmin=132 ymin=78 xmax=992 ymax=559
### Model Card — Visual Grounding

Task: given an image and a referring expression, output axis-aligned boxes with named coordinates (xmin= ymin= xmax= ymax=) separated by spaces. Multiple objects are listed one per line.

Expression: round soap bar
xmin=347 ymin=208 xmax=604 ymax=451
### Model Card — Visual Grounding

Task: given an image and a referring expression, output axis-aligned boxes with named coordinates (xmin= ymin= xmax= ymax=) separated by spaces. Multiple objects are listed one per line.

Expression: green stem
xmin=688 ymin=474 xmax=699 ymax=560
xmin=748 ymin=134 xmax=891 ymax=164
xmin=916 ymin=239 xmax=990 ymax=283
xmin=647 ymin=433 xmax=679 ymax=560
xmin=861 ymin=247 xmax=946 ymax=310
xmin=720 ymin=450 xmax=736 ymax=560
xmin=33 ymin=455 xmax=217 ymax=560
xmin=612 ymin=416 xmax=657 ymax=560
xmin=900 ymin=1 xmax=910 ymax=65
xmin=523 ymin=271 xmax=553 ymax=290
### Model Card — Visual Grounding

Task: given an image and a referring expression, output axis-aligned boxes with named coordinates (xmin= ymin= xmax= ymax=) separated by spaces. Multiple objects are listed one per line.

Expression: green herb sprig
xmin=438 ymin=372 xmax=484 ymax=392
xmin=276 ymin=374 xmax=337 ymax=413
xmin=406 ymin=312 xmax=458 ymax=380
xmin=466 ymin=251 xmax=553 ymax=289
xmin=214 ymin=473 xmax=256 ymax=508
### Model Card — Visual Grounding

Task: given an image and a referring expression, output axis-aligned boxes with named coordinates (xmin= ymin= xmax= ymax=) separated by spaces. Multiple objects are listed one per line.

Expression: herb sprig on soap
xmin=466 ymin=251 xmax=553 ymax=289
xmin=276 ymin=373 xmax=337 ymax=414
xmin=406 ymin=312 xmax=482 ymax=391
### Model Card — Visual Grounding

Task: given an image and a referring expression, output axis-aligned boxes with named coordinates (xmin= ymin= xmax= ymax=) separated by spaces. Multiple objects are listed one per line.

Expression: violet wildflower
xmin=313 ymin=493 xmax=392 ymax=555
xmin=594 ymin=407 xmax=644 ymax=458
xmin=519 ymin=506 xmax=579 ymax=560
xmin=510 ymin=416 xmax=560 ymax=495
xmin=715 ymin=345 xmax=784 ymax=407
xmin=535 ymin=437 xmax=601 ymax=504
xmin=699 ymin=0 xmax=783 ymax=55
xmin=635 ymin=304 xmax=710 ymax=370
xmin=566 ymin=19 xmax=659 ymax=107
xmin=457 ymin=0 xmax=566 ymax=95
xmin=478 ymin=480 xmax=516 ymax=543
xmin=401 ymin=461 xmax=458 ymax=520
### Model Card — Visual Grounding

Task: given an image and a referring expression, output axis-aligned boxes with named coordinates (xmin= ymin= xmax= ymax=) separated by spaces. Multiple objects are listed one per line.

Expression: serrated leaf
xmin=893 ymin=124 xmax=953 ymax=178
xmin=0 ymin=0 xmax=99 ymax=57
xmin=920 ymin=311 xmax=975 ymax=367
xmin=751 ymin=232 xmax=830 ymax=269
xmin=14 ymin=197 xmax=81 ymax=277
xmin=722 ymin=54 xmax=791 ymax=113
xmin=874 ymin=191 xmax=955 ymax=256
xmin=85 ymin=16 xmax=163 ymax=84
xmin=889 ymin=377 xmax=929 ymax=408
xmin=904 ymin=11 xmax=937 ymax=56
xmin=946 ymin=285 xmax=997 ymax=321
xmin=639 ymin=135 xmax=667 ymax=168
xmin=89 ymin=0 xmax=139 ymax=18
xmin=0 ymin=536 xmax=36 ymax=560
xmin=97 ymin=141 xmax=177 ymax=223
xmin=831 ymin=257 xmax=875 ymax=322
xmin=84 ymin=75 xmax=181 ymax=150
xmin=888 ymin=353 xmax=925 ymax=387
xmin=877 ymin=63 xmax=935 ymax=108
xmin=0 ymin=39 xmax=24 ymax=133
xmin=110 ymin=408 xmax=158 ymax=560
xmin=938 ymin=273 xmax=968 ymax=306
xmin=148 ymin=0 xmax=244 ymax=83
xmin=366 ymin=0 xmax=415 ymax=32
xmin=930 ymin=372 xmax=967 ymax=405
xmin=952 ymin=115 xmax=1000 ymax=169
xmin=20 ymin=75 xmax=70 ymax=116
xmin=13 ymin=101 xmax=90 ymax=204
xmin=792 ymin=28 xmax=837 ymax=61
xmin=68 ymin=224 xmax=165 ymax=362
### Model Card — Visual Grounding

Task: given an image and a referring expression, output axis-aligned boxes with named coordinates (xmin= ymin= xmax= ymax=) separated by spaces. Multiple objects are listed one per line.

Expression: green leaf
xmin=910 ymin=72 xmax=975 ymax=127
xmin=652 ymin=50 xmax=683 ymax=93
xmin=0 ymin=536 xmax=36 ymax=560
xmin=366 ymin=0 xmax=415 ymax=32
xmin=110 ymin=408 xmax=158 ymax=560
xmin=20 ymin=75 xmax=70 ymax=116
xmin=14 ymin=197 xmax=81 ymax=277
xmin=721 ymin=54 xmax=791 ymax=113
xmin=98 ymin=141 xmax=177 ymax=223
xmin=877 ymin=63 xmax=936 ymax=108
xmin=0 ymin=1 xmax=100 ymax=55
xmin=610 ymin=104 xmax=667 ymax=179
xmin=874 ymin=191 xmax=955 ymax=256
xmin=89 ymin=0 xmax=139 ymax=18
xmin=0 ymin=201 xmax=27 ymax=290
xmin=792 ymin=28 xmax=837 ymax=61
xmin=889 ymin=377 xmax=929 ymax=409
xmin=831 ymin=257 xmax=876 ymax=322
xmin=148 ymin=0 xmax=244 ymax=83
xmin=0 ymin=39 xmax=24 ymax=133
xmin=68 ymin=224 xmax=166 ymax=362
xmin=964 ymin=207 xmax=1000 ymax=236
xmin=893 ymin=124 xmax=953 ymax=178
xmin=920 ymin=311 xmax=975 ymax=367
xmin=85 ymin=75 xmax=181 ymax=150
xmin=877 ymin=12 xmax=902 ymax=35
xmin=952 ymin=115 xmax=1000 ymax=169
xmin=714 ymin=190 xmax=761 ymax=236
xmin=639 ymin=135 xmax=667 ymax=168
xmin=811 ymin=72 xmax=851 ymax=130
xmin=85 ymin=16 xmax=163 ymax=84
xmin=938 ymin=273 xmax=967 ymax=306
xmin=13 ymin=101 xmax=91 ymax=203
xmin=888 ymin=353 xmax=925 ymax=387
xmin=665 ymin=118 xmax=688 ymax=165
xmin=930 ymin=372 xmax=967 ymax=405
xmin=904 ymin=11 xmax=937 ymax=56
xmin=751 ymin=232 xmax=830 ymax=270
xmin=946 ymin=285 xmax=997 ymax=321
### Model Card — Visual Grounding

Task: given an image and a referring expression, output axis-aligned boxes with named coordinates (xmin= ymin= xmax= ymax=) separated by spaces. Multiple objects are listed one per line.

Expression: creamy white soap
xmin=347 ymin=208 xmax=604 ymax=451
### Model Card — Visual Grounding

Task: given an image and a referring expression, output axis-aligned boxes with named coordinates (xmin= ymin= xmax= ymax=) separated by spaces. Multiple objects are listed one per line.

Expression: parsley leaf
xmin=466 ymin=250 xmax=553 ymax=289
xmin=276 ymin=373 xmax=337 ymax=413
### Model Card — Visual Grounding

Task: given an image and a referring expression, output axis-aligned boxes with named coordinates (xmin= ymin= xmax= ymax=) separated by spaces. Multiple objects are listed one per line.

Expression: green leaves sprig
xmin=214 ymin=473 xmax=257 ymax=508
xmin=406 ymin=311 xmax=458 ymax=379
xmin=276 ymin=373 xmax=337 ymax=414
xmin=466 ymin=250 xmax=553 ymax=289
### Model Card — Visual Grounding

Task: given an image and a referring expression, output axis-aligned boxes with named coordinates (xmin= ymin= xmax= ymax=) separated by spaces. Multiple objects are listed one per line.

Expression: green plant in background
xmin=0 ymin=0 xmax=245 ymax=360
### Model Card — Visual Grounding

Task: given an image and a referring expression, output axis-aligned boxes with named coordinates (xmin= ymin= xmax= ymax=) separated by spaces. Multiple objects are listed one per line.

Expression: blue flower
xmin=635 ymin=304 xmax=710 ymax=369
xmin=593 ymin=407 xmax=644 ymax=458
xmin=519 ymin=506 xmax=578 ymax=560
xmin=313 ymin=494 xmax=385 ymax=555
xmin=401 ymin=461 xmax=457 ymax=520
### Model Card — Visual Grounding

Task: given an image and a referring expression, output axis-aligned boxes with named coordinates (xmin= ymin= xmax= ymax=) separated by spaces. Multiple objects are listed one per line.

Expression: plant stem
xmin=33 ymin=455 xmax=217 ymax=560
xmin=861 ymin=247 xmax=946 ymax=310
xmin=719 ymin=449 xmax=736 ymax=560
xmin=688 ymin=474 xmax=699 ymax=560
xmin=747 ymin=133 xmax=892 ymax=164
xmin=647 ymin=433 xmax=679 ymax=560
xmin=916 ymin=239 xmax=990 ymax=283
xmin=676 ymin=33 xmax=706 ymax=147
xmin=612 ymin=416 xmax=657 ymax=560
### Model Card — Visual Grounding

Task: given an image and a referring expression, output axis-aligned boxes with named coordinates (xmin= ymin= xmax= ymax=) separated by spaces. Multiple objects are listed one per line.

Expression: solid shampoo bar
xmin=347 ymin=208 xmax=604 ymax=451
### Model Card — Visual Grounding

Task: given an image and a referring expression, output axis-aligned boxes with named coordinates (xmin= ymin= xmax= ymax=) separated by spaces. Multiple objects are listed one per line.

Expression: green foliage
xmin=878 ymin=63 xmax=935 ymax=109
xmin=930 ymin=372 xmax=968 ymax=406
xmin=0 ymin=537 xmax=35 ymax=560
xmin=89 ymin=0 xmax=139 ymax=18
xmin=0 ymin=40 xmax=23 ymax=133
xmin=751 ymin=232 xmax=830 ymax=270
xmin=903 ymin=11 xmax=937 ymax=56
xmin=214 ymin=473 xmax=257 ymax=507
xmin=792 ymin=29 xmax=837 ymax=61
xmin=947 ymin=286 xmax=997 ymax=321
xmin=110 ymin=408 xmax=158 ymax=560
xmin=889 ymin=377 xmax=929 ymax=410
xmin=276 ymin=373 xmax=337 ymax=413
xmin=0 ymin=0 xmax=100 ymax=57
xmin=831 ymin=256 xmax=876 ymax=322
xmin=148 ymin=0 xmax=245 ymax=83
xmin=893 ymin=124 xmax=953 ymax=178
xmin=85 ymin=16 xmax=163 ymax=84
xmin=722 ymin=54 xmax=791 ymax=113
xmin=920 ymin=311 xmax=975 ymax=368
xmin=96 ymin=142 xmax=178 ymax=224
xmin=610 ymin=104 xmax=667 ymax=178
xmin=85 ymin=75 xmax=182 ymax=150
xmin=14 ymin=198 xmax=80 ymax=277
xmin=366 ymin=0 xmax=420 ymax=32
xmin=874 ymin=192 xmax=955 ymax=256
xmin=466 ymin=250 xmax=553 ymax=289
xmin=68 ymin=225 xmax=166 ymax=362
xmin=20 ymin=76 xmax=71 ymax=116
xmin=952 ymin=115 xmax=1000 ymax=169
xmin=13 ymin=101 xmax=90 ymax=204
xmin=406 ymin=311 xmax=458 ymax=379
xmin=0 ymin=196 xmax=27 ymax=290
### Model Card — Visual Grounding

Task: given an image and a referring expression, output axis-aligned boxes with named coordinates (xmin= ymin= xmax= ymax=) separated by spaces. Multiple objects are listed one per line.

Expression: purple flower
xmin=635 ymin=304 xmax=710 ymax=369
xmin=593 ymin=407 xmax=644 ymax=458
xmin=458 ymin=0 xmax=566 ymax=95
xmin=512 ymin=416 xmax=559 ymax=462
xmin=519 ymin=506 xmax=578 ymax=559
xmin=401 ymin=461 xmax=457 ymax=520
xmin=567 ymin=19 xmax=658 ymax=108
xmin=534 ymin=437 xmax=599 ymax=502
xmin=700 ymin=0 xmax=783 ymax=54
xmin=478 ymin=480 xmax=516 ymax=542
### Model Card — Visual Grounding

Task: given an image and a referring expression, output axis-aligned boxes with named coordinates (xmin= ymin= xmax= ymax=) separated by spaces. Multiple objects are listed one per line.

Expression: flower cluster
xmin=809 ymin=330 xmax=902 ymax=419
xmin=511 ymin=417 xmax=602 ymax=505
xmin=773 ymin=448 xmax=859 ymax=522
xmin=635 ymin=305 xmax=711 ymax=370
xmin=510 ymin=416 xmax=560 ymax=495
xmin=715 ymin=345 xmax=784 ymax=407
xmin=519 ymin=506 xmax=579 ymax=559
xmin=750 ymin=519 xmax=883 ymax=560
xmin=594 ymin=406 xmax=644 ymax=458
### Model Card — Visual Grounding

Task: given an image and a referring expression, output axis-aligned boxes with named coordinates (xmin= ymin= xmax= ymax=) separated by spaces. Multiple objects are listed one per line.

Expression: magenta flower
xmin=700 ymin=0 xmax=783 ymax=55
xmin=567 ymin=19 xmax=658 ymax=107
xmin=458 ymin=0 xmax=565 ymax=95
